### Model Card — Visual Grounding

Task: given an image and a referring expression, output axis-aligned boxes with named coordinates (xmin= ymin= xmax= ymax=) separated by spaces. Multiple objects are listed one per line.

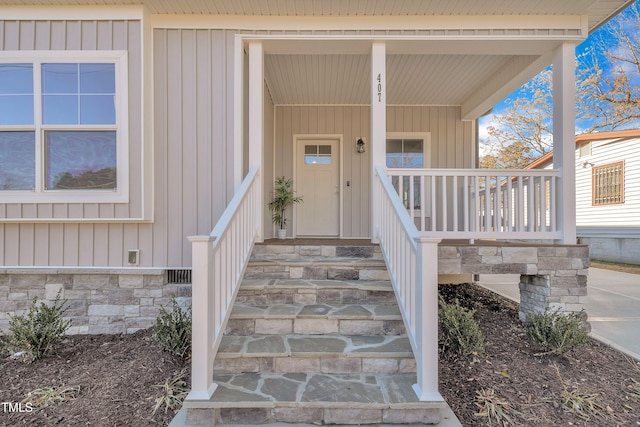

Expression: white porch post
xmin=233 ymin=36 xmax=244 ymax=193
xmin=185 ymin=236 xmax=217 ymax=402
xmin=248 ymin=41 xmax=264 ymax=242
xmin=552 ymin=43 xmax=577 ymax=244
xmin=413 ymin=236 xmax=444 ymax=402
xmin=371 ymin=42 xmax=386 ymax=242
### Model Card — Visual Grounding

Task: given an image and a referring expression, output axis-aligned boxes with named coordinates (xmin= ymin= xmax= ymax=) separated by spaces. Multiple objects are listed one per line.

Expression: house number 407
xmin=377 ymin=73 xmax=382 ymax=102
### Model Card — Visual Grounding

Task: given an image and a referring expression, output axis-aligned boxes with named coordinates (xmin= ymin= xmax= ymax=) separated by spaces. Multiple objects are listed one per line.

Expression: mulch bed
xmin=0 ymin=331 xmax=188 ymax=427
xmin=0 ymin=283 xmax=638 ymax=426
xmin=439 ymin=283 xmax=640 ymax=426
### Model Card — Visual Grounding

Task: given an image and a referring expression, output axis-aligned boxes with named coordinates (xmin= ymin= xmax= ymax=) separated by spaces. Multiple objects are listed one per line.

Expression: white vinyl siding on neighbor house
xmin=575 ymin=137 xmax=640 ymax=227
xmin=0 ymin=19 xmax=145 ymax=267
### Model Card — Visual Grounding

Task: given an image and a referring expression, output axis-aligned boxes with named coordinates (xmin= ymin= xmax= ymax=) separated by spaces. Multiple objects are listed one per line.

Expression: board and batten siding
xmin=274 ymin=105 xmax=474 ymax=238
xmin=152 ymin=28 xmax=238 ymax=267
xmin=575 ymin=137 xmax=640 ymax=227
xmin=0 ymin=19 xmax=147 ymax=267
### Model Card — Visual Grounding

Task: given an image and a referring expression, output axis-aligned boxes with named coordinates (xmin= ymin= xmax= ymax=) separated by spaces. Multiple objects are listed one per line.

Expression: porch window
xmin=386 ymin=133 xmax=431 ymax=210
xmin=592 ymin=161 xmax=624 ymax=206
xmin=0 ymin=52 xmax=127 ymax=202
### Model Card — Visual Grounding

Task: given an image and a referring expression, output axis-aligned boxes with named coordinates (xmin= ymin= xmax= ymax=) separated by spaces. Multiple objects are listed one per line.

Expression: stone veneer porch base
xmin=438 ymin=241 xmax=590 ymax=320
xmin=0 ymin=240 xmax=590 ymax=335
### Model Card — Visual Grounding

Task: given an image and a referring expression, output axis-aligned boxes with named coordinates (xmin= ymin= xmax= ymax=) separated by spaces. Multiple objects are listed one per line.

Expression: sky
xmin=478 ymin=0 xmax=640 ymax=146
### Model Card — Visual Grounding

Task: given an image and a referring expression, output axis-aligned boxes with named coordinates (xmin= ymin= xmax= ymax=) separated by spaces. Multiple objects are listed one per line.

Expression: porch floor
xmin=260 ymin=238 xmax=575 ymax=248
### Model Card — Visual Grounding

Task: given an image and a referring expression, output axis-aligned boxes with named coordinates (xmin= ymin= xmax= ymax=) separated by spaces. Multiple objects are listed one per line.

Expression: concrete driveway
xmin=477 ymin=267 xmax=640 ymax=360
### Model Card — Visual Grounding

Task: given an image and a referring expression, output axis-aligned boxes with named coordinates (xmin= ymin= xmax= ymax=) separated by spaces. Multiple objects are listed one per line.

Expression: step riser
xmin=213 ymin=356 xmax=417 ymax=375
xmin=226 ymin=318 xmax=405 ymax=336
xmin=186 ymin=407 xmax=440 ymax=425
xmin=245 ymin=265 xmax=389 ymax=281
xmin=253 ymin=244 xmax=383 ymax=259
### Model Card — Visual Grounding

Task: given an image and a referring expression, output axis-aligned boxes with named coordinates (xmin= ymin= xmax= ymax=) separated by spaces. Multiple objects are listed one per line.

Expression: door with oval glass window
xmin=295 ymin=138 xmax=340 ymax=237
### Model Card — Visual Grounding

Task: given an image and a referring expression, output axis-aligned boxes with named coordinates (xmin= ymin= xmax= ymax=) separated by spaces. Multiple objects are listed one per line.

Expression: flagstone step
xmin=246 ymin=253 xmax=389 ymax=280
xmin=214 ymin=334 xmax=417 ymax=374
xmin=236 ymin=278 xmax=396 ymax=305
xmin=226 ymin=302 xmax=405 ymax=336
xmin=194 ymin=372 xmax=443 ymax=425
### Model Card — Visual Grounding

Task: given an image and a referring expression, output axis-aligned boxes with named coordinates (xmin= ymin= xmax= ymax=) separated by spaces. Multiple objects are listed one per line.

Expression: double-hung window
xmin=0 ymin=51 xmax=128 ymax=203
xmin=386 ymin=132 xmax=431 ymax=211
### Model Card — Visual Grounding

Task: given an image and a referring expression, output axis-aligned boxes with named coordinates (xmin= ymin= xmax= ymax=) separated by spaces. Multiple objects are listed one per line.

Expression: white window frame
xmin=0 ymin=50 xmax=129 ymax=203
xmin=386 ymin=132 xmax=432 ymax=215
xmin=385 ymin=132 xmax=431 ymax=169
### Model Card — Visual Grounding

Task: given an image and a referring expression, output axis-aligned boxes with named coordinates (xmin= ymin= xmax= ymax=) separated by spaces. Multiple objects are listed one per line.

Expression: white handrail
xmin=387 ymin=168 xmax=559 ymax=240
xmin=373 ymin=165 xmax=443 ymax=402
xmin=185 ymin=166 xmax=260 ymax=402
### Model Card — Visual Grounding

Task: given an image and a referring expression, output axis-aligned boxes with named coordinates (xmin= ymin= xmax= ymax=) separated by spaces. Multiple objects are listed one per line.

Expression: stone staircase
xmin=192 ymin=242 xmax=449 ymax=425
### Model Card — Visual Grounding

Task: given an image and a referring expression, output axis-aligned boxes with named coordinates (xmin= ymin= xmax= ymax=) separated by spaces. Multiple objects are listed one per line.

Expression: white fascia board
xmin=0 ymin=5 xmax=144 ymax=20
xmin=150 ymin=13 xmax=585 ymax=33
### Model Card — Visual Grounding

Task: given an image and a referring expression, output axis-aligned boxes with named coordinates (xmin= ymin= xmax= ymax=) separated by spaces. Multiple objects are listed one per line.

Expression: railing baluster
xmin=431 ymin=175 xmax=436 ymax=231
xmin=442 ymin=176 xmax=448 ymax=232
xmin=420 ymin=175 xmax=426 ymax=232
xmin=463 ymin=176 xmax=469 ymax=232
xmin=452 ymin=176 xmax=458 ymax=232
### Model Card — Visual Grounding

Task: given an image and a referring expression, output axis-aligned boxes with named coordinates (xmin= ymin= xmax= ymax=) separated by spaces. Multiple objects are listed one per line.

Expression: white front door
xmin=295 ymin=138 xmax=340 ymax=237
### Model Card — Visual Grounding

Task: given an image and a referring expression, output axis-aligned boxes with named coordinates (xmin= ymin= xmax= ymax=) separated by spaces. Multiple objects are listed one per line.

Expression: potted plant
xmin=269 ymin=176 xmax=303 ymax=239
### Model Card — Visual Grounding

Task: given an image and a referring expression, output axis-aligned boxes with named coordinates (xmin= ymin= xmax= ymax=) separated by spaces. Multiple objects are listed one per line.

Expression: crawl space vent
xmin=167 ymin=269 xmax=192 ymax=284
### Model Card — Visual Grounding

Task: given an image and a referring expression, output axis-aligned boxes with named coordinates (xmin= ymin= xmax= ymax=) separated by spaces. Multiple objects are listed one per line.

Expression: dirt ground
xmin=1 ymin=283 xmax=639 ymax=427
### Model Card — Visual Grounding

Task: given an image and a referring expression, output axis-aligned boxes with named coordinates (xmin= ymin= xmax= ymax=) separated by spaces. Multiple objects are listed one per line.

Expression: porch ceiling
xmin=264 ymin=52 xmax=527 ymax=107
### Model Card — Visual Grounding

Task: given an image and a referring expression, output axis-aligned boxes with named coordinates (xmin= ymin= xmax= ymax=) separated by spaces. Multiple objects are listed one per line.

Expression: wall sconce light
xmin=581 ymin=160 xmax=594 ymax=168
xmin=356 ymin=137 xmax=365 ymax=153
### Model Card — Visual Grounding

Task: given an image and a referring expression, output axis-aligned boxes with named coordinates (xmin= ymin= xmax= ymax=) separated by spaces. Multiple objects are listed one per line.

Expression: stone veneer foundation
xmin=0 ymin=269 xmax=191 ymax=335
xmin=438 ymin=242 xmax=590 ymax=321
xmin=0 ymin=242 xmax=590 ymax=335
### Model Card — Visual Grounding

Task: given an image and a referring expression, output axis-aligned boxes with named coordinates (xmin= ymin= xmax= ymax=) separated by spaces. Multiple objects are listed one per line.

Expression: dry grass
xmin=22 ymin=384 xmax=81 ymax=410
xmin=474 ymin=388 xmax=521 ymax=425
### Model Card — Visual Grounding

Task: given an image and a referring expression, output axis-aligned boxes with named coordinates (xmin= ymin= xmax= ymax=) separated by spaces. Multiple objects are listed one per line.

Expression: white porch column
xmin=371 ymin=42 xmax=386 ymax=242
xmin=233 ymin=36 xmax=244 ymax=192
xmin=248 ymin=41 xmax=264 ymax=242
xmin=552 ymin=43 xmax=577 ymax=244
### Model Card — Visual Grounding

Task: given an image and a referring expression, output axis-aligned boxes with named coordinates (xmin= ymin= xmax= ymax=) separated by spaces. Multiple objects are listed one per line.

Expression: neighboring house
xmin=527 ymin=129 xmax=640 ymax=265
xmin=0 ymin=0 xmax=631 ymax=423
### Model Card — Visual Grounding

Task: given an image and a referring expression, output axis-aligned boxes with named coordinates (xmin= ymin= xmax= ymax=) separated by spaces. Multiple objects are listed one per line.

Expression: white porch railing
xmin=373 ymin=165 xmax=443 ymax=402
xmin=387 ymin=168 xmax=560 ymax=240
xmin=185 ymin=166 xmax=261 ymax=403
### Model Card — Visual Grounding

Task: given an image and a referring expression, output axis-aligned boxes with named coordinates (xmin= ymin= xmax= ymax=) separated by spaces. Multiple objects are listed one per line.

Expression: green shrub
xmin=1 ymin=293 xmax=71 ymax=363
xmin=152 ymin=297 xmax=192 ymax=358
xmin=439 ymin=296 xmax=484 ymax=355
xmin=524 ymin=309 xmax=590 ymax=356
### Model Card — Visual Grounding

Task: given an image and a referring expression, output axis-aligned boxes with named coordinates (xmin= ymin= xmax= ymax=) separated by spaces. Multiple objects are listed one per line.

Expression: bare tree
xmin=481 ymin=70 xmax=553 ymax=169
xmin=578 ymin=1 xmax=640 ymax=130
xmin=481 ymin=1 xmax=640 ymax=168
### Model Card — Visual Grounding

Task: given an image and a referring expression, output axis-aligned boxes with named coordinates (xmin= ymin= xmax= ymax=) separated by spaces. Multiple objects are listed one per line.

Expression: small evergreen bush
xmin=524 ymin=309 xmax=590 ymax=356
xmin=439 ymin=296 xmax=484 ymax=355
xmin=152 ymin=297 xmax=192 ymax=358
xmin=1 ymin=293 xmax=71 ymax=363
